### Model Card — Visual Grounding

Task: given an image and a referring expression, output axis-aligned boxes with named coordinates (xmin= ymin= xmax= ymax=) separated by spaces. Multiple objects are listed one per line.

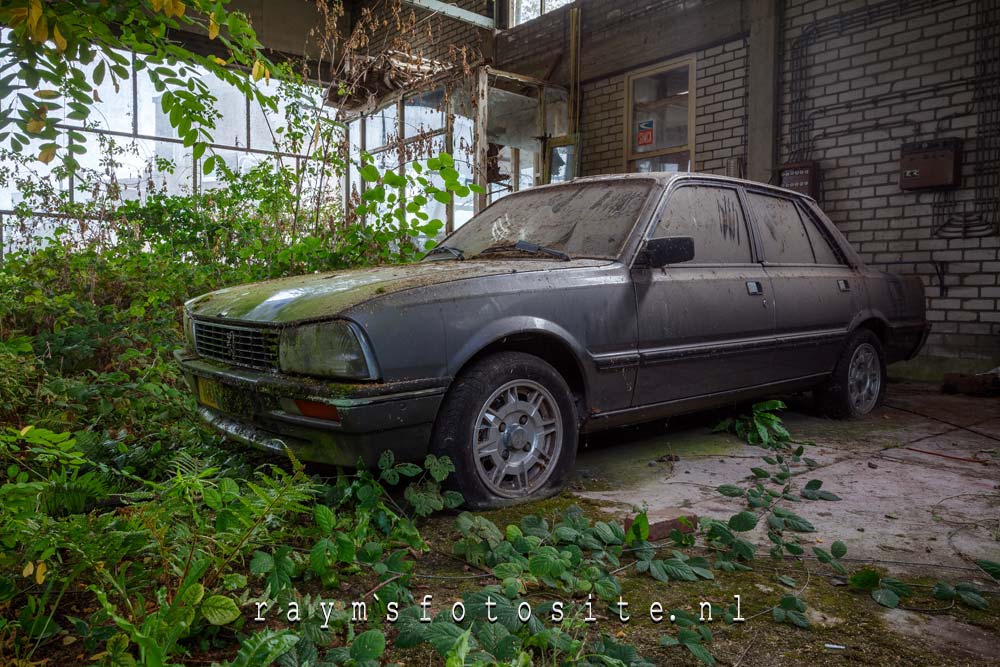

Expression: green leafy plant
xmin=713 ymin=399 xmax=791 ymax=447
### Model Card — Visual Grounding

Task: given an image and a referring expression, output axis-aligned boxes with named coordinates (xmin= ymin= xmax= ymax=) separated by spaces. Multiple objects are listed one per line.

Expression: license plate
xmin=197 ymin=377 xmax=223 ymax=410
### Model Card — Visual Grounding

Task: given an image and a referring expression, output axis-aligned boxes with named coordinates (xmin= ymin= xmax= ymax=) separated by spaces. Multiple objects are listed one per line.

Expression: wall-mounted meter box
xmin=780 ymin=161 xmax=819 ymax=198
xmin=899 ymin=138 xmax=962 ymax=190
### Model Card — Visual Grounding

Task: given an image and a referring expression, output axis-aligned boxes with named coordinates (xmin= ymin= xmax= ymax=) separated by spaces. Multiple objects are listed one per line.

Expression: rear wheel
xmin=814 ymin=329 xmax=887 ymax=418
xmin=431 ymin=351 xmax=578 ymax=509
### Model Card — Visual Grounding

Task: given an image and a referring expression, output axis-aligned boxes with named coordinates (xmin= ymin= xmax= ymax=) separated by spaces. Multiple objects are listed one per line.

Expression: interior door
xmin=745 ymin=190 xmax=858 ymax=379
xmin=631 ymin=184 xmax=776 ymax=407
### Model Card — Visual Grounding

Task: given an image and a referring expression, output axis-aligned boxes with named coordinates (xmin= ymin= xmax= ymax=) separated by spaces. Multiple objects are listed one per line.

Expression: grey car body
xmin=176 ymin=172 xmax=929 ymax=504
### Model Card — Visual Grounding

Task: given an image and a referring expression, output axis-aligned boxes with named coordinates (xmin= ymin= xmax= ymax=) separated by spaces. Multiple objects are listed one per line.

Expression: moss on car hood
xmin=185 ymin=259 xmax=607 ymax=324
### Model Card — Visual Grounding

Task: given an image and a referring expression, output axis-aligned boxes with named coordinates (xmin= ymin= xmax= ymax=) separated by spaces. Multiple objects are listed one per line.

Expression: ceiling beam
xmin=401 ymin=0 xmax=495 ymax=30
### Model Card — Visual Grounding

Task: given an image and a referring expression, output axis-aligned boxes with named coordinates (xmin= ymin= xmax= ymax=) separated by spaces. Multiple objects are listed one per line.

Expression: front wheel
xmin=430 ymin=351 xmax=578 ymax=509
xmin=814 ymin=329 xmax=887 ymax=418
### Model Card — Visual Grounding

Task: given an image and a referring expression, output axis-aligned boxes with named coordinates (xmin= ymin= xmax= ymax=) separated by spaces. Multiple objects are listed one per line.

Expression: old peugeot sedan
xmin=176 ymin=173 xmax=929 ymax=507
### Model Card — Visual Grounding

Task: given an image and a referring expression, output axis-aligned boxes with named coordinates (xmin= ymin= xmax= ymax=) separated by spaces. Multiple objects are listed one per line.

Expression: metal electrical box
xmin=780 ymin=161 xmax=819 ymax=198
xmin=899 ymin=138 xmax=962 ymax=190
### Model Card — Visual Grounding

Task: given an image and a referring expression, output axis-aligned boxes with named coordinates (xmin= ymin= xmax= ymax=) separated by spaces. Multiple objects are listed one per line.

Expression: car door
xmin=744 ymin=189 xmax=858 ymax=379
xmin=631 ymin=182 xmax=777 ymax=406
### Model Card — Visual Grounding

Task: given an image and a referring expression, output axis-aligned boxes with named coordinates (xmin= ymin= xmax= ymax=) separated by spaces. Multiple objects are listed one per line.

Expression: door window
xmin=654 ymin=186 xmax=752 ymax=263
xmin=799 ymin=206 xmax=845 ymax=265
xmin=747 ymin=193 xmax=815 ymax=264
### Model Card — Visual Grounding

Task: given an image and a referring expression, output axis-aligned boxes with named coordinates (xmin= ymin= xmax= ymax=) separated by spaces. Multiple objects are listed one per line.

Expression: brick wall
xmin=779 ymin=0 xmax=999 ymax=359
xmin=358 ymin=0 xmax=490 ymax=65
xmin=695 ymin=39 xmax=749 ymax=175
xmin=578 ymin=37 xmax=748 ymax=177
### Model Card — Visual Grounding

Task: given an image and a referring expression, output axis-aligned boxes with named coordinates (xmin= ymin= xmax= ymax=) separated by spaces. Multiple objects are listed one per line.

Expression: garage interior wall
xmin=780 ymin=0 xmax=1000 ymax=360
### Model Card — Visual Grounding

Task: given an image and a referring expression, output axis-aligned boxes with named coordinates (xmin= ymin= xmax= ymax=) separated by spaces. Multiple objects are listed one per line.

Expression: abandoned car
xmin=176 ymin=173 xmax=929 ymax=507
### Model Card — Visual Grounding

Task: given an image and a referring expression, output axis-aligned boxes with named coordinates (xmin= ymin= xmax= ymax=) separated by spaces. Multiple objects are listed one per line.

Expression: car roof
xmin=532 ymin=171 xmax=815 ymax=203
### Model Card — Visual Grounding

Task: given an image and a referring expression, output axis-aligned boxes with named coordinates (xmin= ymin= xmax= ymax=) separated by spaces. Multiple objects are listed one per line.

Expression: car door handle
xmin=746 ymin=280 xmax=763 ymax=295
xmin=837 ymin=279 xmax=851 ymax=292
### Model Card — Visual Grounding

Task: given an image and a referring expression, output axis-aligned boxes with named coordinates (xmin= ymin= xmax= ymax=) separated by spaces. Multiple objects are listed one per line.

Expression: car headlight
xmin=279 ymin=320 xmax=378 ymax=380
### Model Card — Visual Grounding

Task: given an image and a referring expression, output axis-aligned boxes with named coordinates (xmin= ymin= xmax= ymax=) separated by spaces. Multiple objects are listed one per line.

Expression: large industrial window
xmin=510 ymin=0 xmax=575 ymax=26
xmin=0 ymin=37 xmax=330 ymax=213
xmin=624 ymin=57 xmax=695 ymax=174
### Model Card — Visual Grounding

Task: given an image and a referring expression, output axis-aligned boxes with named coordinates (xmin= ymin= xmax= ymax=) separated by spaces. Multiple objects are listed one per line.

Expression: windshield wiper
xmin=423 ymin=245 xmax=464 ymax=260
xmin=476 ymin=240 xmax=570 ymax=261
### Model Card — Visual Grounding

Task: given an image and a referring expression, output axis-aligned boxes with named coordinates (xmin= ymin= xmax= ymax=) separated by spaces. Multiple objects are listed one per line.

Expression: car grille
xmin=193 ymin=321 xmax=280 ymax=371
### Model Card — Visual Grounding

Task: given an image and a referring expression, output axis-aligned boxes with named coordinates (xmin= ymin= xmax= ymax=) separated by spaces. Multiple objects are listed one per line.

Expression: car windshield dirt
xmin=436 ymin=180 xmax=654 ymax=260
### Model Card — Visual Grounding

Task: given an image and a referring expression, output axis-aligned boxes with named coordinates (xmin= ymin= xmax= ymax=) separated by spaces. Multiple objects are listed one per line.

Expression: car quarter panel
xmin=342 ymin=261 xmax=640 ymax=414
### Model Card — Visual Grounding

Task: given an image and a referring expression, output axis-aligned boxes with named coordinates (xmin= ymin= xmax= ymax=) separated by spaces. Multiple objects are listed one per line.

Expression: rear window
xmin=747 ymin=193 xmax=814 ymax=264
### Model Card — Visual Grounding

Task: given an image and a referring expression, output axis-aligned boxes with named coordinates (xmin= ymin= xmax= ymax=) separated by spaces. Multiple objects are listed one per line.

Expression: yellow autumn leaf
xmin=22 ymin=561 xmax=34 ymax=578
xmin=263 ymin=66 xmax=270 ymax=84
xmin=208 ymin=14 xmax=220 ymax=40
xmin=251 ymin=60 xmax=263 ymax=81
xmin=150 ymin=0 xmax=165 ymax=12
xmin=26 ymin=118 xmax=44 ymax=133
xmin=35 ymin=562 xmax=47 ymax=585
xmin=172 ymin=0 xmax=186 ymax=18
xmin=38 ymin=145 xmax=57 ymax=164
xmin=28 ymin=0 xmax=42 ymax=29
xmin=209 ymin=55 xmax=227 ymax=66
xmin=53 ymin=25 xmax=67 ymax=51
xmin=31 ymin=14 xmax=48 ymax=43
xmin=19 ymin=425 xmax=33 ymax=436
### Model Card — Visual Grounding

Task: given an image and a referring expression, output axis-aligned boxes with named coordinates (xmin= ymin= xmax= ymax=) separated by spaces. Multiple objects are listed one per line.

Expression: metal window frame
xmin=623 ymin=55 xmax=697 ymax=173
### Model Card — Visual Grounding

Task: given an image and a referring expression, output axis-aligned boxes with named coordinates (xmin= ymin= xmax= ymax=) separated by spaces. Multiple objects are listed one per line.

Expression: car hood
xmin=185 ymin=258 xmax=608 ymax=324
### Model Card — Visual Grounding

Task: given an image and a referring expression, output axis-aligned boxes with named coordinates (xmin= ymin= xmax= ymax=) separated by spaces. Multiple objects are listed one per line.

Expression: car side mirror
xmin=637 ymin=236 xmax=695 ymax=268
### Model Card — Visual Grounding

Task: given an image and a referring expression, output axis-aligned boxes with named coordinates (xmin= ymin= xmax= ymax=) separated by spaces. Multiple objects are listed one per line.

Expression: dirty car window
xmin=441 ymin=181 xmax=654 ymax=259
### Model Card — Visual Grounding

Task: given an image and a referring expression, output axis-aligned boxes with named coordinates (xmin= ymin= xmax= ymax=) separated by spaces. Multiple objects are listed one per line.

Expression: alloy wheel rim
xmin=472 ymin=379 xmax=563 ymax=498
xmin=848 ymin=343 xmax=881 ymax=414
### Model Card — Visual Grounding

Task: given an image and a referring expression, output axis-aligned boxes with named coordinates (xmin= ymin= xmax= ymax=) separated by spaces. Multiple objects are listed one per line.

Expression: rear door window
xmin=746 ymin=192 xmax=815 ymax=264
xmin=799 ymin=205 xmax=844 ymax=265
xmin=654 ymin=185 xmax=753 ymax=263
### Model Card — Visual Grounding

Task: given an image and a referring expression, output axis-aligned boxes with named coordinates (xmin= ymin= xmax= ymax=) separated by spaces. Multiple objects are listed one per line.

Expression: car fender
xmin=447 ymin=315 xmax=593 ymax=394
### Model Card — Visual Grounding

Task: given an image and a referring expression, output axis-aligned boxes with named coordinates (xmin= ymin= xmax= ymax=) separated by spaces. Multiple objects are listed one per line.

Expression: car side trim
xmin=583 ymin=372 xmax=830 ymax=433
xmin=591 ymin=328 xmax=847 ymax=370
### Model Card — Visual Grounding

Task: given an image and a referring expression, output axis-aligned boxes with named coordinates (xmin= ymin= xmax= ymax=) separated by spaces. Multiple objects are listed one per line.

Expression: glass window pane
xmin=365 ymin=103 xmax=398 ymax=151
xmin=631 ymin=65 xmax=689 ymax=155
xmin=548 ymin=145 xmax=574 ymax=183
xmin=403 ymin=89 xmax=446 ymax=140
xmin=65 ymin=51 xmax=134 ymax=132
xmin=513 ymin=0 xmax=541 ymax=25
xmin=546 ymin=0 xmax=574 ymax=11
xmin=800 ymin=206 xmax=843 ymax=265
xmin=519 ymin=149 xmax=536 ymax=191
xmin=488 ymin=145 xmax=513 ymax=203
xmin=747 ymin=193 xmax=815 ymax=264
xmin=206 ymin=69 xmax=249 ymax=148
xmin=631 ymin=151 xmax=689 ymax=173
xmin=655 ymin=186 xmax=752 ymax=264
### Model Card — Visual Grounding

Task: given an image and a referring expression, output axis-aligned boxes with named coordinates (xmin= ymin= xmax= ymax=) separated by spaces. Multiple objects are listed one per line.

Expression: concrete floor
xmin=568 ymin=380 xmax=1000 ymax=662
xmin=573 ymin=381 xmax=999 ymax=573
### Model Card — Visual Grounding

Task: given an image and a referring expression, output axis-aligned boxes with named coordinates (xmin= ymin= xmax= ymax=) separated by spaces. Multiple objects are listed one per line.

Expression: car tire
xmin=814 ymin=328 xmax=887 ymax=419
xmin=430 ymin=351 xmax=579 ymax=509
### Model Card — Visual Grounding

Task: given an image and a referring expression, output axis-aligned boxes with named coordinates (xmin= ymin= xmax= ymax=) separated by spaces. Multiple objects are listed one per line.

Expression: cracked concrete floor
xmin=569 ymin=380 xmax=1000 ymax=662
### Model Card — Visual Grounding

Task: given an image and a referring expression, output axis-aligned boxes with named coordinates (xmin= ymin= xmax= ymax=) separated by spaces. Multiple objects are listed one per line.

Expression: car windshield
xmin=432 ymin=180 xmax=654 ymax=260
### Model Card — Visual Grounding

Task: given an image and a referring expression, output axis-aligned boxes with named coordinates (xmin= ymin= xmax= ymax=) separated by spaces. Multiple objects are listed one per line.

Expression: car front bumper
xmin=174 ymin=349 xmax=448 ymax=467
